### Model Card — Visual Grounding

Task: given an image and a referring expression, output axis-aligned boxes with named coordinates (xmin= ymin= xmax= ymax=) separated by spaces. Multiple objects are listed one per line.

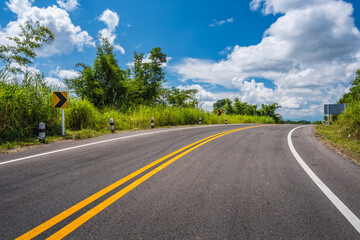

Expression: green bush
xmin=66 ymin=98 xmax=100 ymax=130
xmin=338 ymin=101 xmax=360 ymax=140
xmin=0 ymin=74 xmax=60 ymax=142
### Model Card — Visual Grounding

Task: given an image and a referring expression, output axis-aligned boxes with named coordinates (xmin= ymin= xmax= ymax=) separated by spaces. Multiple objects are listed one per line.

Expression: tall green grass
xmin=93 ymin=105 xmax=275 ymax=132
xmin=0 ymin=74 xmax=60 ymax=142
xmin=337 ymin=101 xmax=360 ymax=140
xmin=1 ymin=76 xmax=274 ymax=144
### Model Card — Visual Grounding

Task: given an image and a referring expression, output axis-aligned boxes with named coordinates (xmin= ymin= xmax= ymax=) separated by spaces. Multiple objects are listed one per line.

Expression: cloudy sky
xmin=1 ymin=0 xmax=360 ymax=121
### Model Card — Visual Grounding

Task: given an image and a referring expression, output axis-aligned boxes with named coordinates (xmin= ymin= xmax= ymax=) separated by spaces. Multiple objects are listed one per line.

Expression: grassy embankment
xmin=315 ymin=102 xmax=360 ymax=164
xmin=0 ymin=79 xmax=275 ymax=152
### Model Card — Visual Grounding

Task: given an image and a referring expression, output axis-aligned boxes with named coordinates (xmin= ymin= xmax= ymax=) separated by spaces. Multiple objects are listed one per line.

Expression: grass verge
xmin=315 ymin=125 xmax=360 ymax=164
xmin=0 ymin=129 xmax=106 ymax=154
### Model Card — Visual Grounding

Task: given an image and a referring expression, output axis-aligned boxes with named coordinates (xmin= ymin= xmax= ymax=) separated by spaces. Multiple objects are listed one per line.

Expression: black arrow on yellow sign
xmin=53 ymin=92 xmax=68 ymax=108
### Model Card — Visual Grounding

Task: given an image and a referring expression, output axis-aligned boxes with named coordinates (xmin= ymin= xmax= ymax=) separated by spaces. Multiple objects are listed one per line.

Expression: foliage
xmin=315 ymin=125 xmax=360 ymax=164
xmin=338 ymin=69 xmax=360 ymax=103
xmin=66 ymin=98 xmax=100 ymax=130
xmin=65 ymin=38 xmax=129 ymax=109
xmin=258 ymin=103 xmax=282 ymax=123
xmin=283 ymin=120 xmax=312 ymax=124
xmin=337 ymin=101 xmax=360 ymax=140
xmin=127 ymin=47 xmax=167 ymax=106
xmin=0 ymin=73 xmax=60 ymax=142
xmin=315 ymin=69 xmax=360 ymax=162
xmin=213 ymin=98 xmax=282 ymax=123
xmin=333 ymin=68 xmax=360 ymax=140
xmin=163 ymin=87 xmax=198 ymax=108
xmin=0 ymin=21 xmax=54 ymax=81
xmin=213 ymin=99 xmax=226 ymax=112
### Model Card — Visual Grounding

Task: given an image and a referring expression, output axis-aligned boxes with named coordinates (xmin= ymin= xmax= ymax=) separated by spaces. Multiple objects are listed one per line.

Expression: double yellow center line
xmin=16 ymin=125 xmax=264 ymax=240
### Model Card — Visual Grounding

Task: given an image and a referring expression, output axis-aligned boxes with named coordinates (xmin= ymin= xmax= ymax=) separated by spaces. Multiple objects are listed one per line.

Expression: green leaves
xmin=339 ymin=69 xmax=360 ymax=104
xmin=66 ymin=38 xmax=129 ymax=108
xmin=213 ymin=98 xmax=282 ymax=123
xmin=164 ymin=87 xmax=198 ymax=108
xmin=0 ymin=21 xmax=54 ymax=81
xmin=130 ymin=47 xmax=167 ymax=106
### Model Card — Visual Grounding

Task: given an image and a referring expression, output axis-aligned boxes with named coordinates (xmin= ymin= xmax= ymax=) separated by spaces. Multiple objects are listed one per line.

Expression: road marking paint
xmin=16 ymin=125 xmax=264 ymax=240
xmin=46 ymin=125 xmax=263 ymax=239
xmin=1 ymin=124 xmax=246 ymax=166
xmin=288 ymin=125 xmax=360 ymax=234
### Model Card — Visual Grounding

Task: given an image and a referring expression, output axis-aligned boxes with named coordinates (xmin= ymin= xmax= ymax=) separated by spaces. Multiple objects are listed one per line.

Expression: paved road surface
xmin=0 ymin=124 xmax=359 ymax=239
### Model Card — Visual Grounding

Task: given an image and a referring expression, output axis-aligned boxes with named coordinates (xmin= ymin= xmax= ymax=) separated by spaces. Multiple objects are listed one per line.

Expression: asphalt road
xmin=0 ymin=124 xmax=359 ymax=239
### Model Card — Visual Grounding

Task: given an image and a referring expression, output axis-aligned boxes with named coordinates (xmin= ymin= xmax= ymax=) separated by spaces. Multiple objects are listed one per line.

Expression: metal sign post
xmin=62 ymin=108 xmax=65 ymax=136
xmin=53 ymin=92 xmax=68 ymax=136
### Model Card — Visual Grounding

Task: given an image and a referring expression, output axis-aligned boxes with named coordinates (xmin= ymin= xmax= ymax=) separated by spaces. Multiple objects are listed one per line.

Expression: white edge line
xmin=0 ymin=124 xmax=247 ymax=166
xmin=288 ymin=125 xmax=360 ymax=233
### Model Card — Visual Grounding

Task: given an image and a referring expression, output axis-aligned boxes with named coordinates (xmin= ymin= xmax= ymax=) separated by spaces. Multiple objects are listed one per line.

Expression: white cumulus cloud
xmin=51 ymin=67 xmax=80 ymax=79
xmin=57 ymin=0 xmax=79 ymax=11
xmin=44 ymin=77 xmax=65 ymax=88
xmin=172 ymin=0 xmax=360 ymax=119
xmin=209 ymin=17 xmax=234 ymax=27
xmin=2 ymin=0 xmax=95 ymax=57
xmin=98 ymin=9 xmax=125 ymax=54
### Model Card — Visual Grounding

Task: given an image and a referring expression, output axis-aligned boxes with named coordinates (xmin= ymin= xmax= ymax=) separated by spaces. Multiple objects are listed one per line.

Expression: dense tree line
xmin=212 ymin=98 xmax=282 ymax=123
xmin=65 ymin=38 xmax=198 ymax=110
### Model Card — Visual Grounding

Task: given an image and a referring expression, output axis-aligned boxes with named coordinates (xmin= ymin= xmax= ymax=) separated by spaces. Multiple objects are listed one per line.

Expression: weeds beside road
xmin=315 ymin=125 xmax=360 ymax=164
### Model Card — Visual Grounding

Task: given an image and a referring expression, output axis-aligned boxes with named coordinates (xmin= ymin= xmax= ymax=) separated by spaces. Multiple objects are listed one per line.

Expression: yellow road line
xmin=15 ymin=127 xmax=251 ymax=240
xmin=46 ymin=125 xmax=264 ymax=239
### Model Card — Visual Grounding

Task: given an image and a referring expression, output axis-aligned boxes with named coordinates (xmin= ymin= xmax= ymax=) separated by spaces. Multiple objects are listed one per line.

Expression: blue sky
xmin=1 ymin=0 xmax=360 ymax=121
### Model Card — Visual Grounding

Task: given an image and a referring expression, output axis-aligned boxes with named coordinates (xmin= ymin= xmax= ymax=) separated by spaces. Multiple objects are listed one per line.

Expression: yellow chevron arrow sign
xmin=53 ymin=92 xmax=68 ymax=108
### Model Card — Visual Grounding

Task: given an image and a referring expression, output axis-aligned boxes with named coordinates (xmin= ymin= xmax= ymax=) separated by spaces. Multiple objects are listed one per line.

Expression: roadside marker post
xmin=53 ymin=92 xmax=68 ymax=136
xmin=62 ymin=109 xmax=65 ymax=136
xmin=226 ymin=118 xmax=228 ymax=124
xmin=39 ymin=122 xmax=45 ymax=143
xmin=151 ymin=117 xmax=154 ymax=128
xmin=110 ymin=118 xmax=114 ymax=133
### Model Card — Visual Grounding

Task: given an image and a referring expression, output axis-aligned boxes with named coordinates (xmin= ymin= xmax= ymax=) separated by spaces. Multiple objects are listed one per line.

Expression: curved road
xmin=0 ymin=124 xmax=359 ymax=239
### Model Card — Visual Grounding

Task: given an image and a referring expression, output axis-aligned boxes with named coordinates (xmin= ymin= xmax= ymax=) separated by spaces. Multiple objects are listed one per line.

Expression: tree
xmin=223 ymin=98 xmax=234 ymax=114
xmin=65 ymin=38 xmax=130 ymax=108
xmin=258 ymin=103 xmax=282 ymax=123
xmin=213 ymin=99 xmax=226 ymax=113
xmin=338 ymin=69 xmax=360 ymax=103
xmin=0 ymin=21 xmax=54 ymax=81
xmin=129 ymin=47 xmax=167 ymax=106
xmin=165 ymin=87 xmax=198 ymax=108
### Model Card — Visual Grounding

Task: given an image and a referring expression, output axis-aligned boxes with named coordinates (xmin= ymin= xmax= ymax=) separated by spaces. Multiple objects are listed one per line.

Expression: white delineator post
xmin=151 ymin=117 xmax=154 ymax=128
xmin=39 ymin=122 xmax=45 ymax=143
xmin=110 ymin=118 xmax=114 ymax=133
xmin=219 ymin=116 xmax=220 ymax=124
xmin=62 ymin=108 xmax=65 ymax=136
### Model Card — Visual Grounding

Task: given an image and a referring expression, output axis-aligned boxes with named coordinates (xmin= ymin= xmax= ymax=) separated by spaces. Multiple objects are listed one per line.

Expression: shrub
xmin=338 ymin=101 xmax=360 ymax=140
xmin=0 ymin=74 xmax=60 ymax=142
xmin=66 ymin=98 xmax=99 ymax=130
